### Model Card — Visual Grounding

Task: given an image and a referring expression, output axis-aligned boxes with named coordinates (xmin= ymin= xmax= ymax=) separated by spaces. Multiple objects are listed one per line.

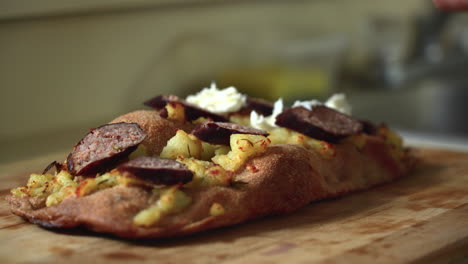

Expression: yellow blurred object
xmin=218 ymin=66 xmax=329 ymax=101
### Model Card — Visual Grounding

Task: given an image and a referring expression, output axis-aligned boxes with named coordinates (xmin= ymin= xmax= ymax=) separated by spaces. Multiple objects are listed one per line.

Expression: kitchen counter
xmin=1 ymin=145 xmax=468 ymax=263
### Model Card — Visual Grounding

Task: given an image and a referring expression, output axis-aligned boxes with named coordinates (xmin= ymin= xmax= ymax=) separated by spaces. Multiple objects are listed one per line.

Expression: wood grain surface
xmin=1 ymin=148 xmax=468 ymax=264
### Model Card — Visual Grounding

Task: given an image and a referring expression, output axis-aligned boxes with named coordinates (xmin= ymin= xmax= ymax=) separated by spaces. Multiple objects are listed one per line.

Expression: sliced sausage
xmin=192 ymin=121 xmax=269 ymax=145
xmin=144 ymin=95 xmax=228 ymax=122
xmin=246 ymin=98 xmax=274 ymax=116
xmin=118 ymin=156 xmax=193 ymax=185
xmin=275 ymin=106 xmax=363 ymax=142
xmin=235 ymin=98 xmax=274 ymax=116
xmin=67 ymin=123 xmax=147 ymax=176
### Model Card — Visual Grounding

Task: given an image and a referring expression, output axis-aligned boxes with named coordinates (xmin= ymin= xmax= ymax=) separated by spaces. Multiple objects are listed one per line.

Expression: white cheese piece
xmin=186 ymin=82 xmax=246 ymax=114
xmin=325 ymin=93 xmax=352 ymax=115
xmin=292 ymin=93 xmax=352 ymax=115
xmin=250 ymin=98 xmax=284 ymax=130
xmin=292 ymin=99 xmax=321 ymax=110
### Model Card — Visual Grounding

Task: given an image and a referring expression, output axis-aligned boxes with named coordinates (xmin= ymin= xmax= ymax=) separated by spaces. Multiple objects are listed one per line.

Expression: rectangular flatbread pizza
xmin=6 ymin=84 xmax=415 ymax=238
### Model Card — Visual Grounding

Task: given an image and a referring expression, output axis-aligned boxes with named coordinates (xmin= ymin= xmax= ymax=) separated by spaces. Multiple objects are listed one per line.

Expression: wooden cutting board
xmin=1 ymin=148 xmax=468 ymax=264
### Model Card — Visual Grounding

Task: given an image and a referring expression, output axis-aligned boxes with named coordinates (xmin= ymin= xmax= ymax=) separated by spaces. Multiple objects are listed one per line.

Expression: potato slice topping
xmin=212 ymin=134 xmax=271 ymax=171
xmin=160 ymin=130 xmax=202 ymax=160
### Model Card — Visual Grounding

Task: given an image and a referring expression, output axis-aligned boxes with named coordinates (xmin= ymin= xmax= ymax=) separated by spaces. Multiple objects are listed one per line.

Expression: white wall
xmin=0 ymin=0 xmax=425 ymax=162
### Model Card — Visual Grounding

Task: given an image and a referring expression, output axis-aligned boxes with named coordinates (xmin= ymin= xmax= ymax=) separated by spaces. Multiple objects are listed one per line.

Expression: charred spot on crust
xmin=67 ymin=123 xmax=147 ymax=176
xmin=118 ymin=156 xmax=193 ymax=185
xmin=144 ymin=95 xmax=228 ymax=122
xmin=192 ymin=121 xmax=269 ymax=145
xmin=275 ymin=106 xmax=363 ymax=142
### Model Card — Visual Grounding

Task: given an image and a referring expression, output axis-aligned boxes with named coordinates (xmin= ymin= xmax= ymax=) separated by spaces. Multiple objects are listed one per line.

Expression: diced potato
xmin=10 ymin=187 xmax=28 ymax=198
xmin=200 ymin=142 xmax=216 ymax=161
xmin=133 ymin=187 xmax=192 ymax=227
xmin=268 ymin=128 xmax=335 ymax=159
xmin=267 ymin=127 xmax=292 ymax=145
xmin=11 ymin=169 xmax=124 ymax=207
xmin=158 ymin=187 xmax=191 ymax=213
xmin=179 ymin=158 xmax=210 ymax=182
xmin=25 ymin=173 xmax=54 ymax=197
xmin=95 ymin=173 xmax=120 ymax=189
xmin=26 ymin=173 xmax=54 ymax=189
xmin=45 ymin=171 xmax=78 ymax=207
xmin=25 ymin=172 xmax=74 ymax=199
xmin=214 ymin=145 xmax=230 ymax=156
xmin=179 ymin=158 xmax=232 ymax=188
xmin=12 ymin=168 xmax=124 ymax=207
xmin=46 ymin=185 xmax=77 ymax=207
xmin=302 ymin=136 xmax=335 ymax=159
xmin=75 ymin=178 xmax=97 ymax=197
xmin=200 ymin=142 xmax=230 ymax=161
xmin=210 ymin=203 xmax=225 ymax=216
xmin=116 ymin=174 xmax=150 ymax=187
xmin=229 ymin=115 xmax=251 ymax=126
xmin=166 ymin=102 xmax=186 ymax=121
xmin=160 ymin=130 xmax=202 ymax=159
xmin=212 ymin=134 xmax=271 ymax=171
xmin=75 ymin=172 xmax=120 ymax=197
xmin=133 ymin=205 xmax=162 ymax=227
xmin=55 ymin=170 xmax=75 ymax=186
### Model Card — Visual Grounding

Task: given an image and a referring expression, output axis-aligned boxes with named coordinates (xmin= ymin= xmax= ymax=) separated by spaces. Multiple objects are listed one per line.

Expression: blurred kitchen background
xmin=1 ymin=0 xmax=468 ymax=166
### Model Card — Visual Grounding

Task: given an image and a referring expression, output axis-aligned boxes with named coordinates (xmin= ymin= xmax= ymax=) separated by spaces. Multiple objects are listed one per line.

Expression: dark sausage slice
xmin=275 ymin=106 xmax=363 ymax=142
xmin=67 ymin=123 xmax=147 ymax=176
xmin=192 ymin=122 xmax=269 ymax=146
xmin=144 ymin=95 xmax=180 ymax=109
xmin=235 ymin=98 xmax=274 ymax=116
xmin=144 ymin=95 xmax=228 ymax=122
xmin=118 ymin=156 xmax=193 ymax=185
xmin=246 ymin=98 xmax=274 ymax=116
